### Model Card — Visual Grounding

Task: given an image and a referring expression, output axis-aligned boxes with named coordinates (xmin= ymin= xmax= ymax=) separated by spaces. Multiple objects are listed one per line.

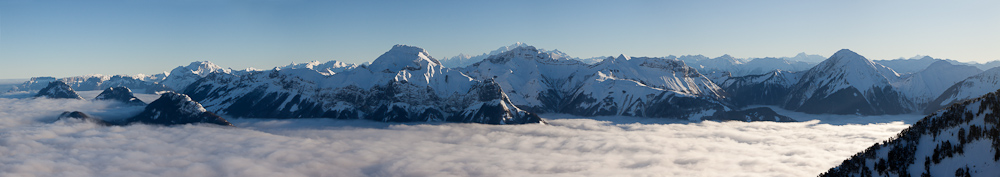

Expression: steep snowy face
xmin=588 ymin=54 xmax=724 ymax=98
xmin=557 ymin=54 xmax=731 ymax=119
xmin=161 ymin=61 xmax=232 ymax=91
xmin=821 ymin=89 xmax=1000 ymax=177
xmin=34 ymin=81 xmax=84 ymax=99
xmin=784 ymin=49 xmax=912 ymax=115
xmin=926 ymin=66 xmax=1000 ymax=113
xmin=458 ymin=46 xmax=740 ymax=120
xmin=94 ymin=86 xmax=147 ymax=106
xmin=462 ymin=46 xmax=588 ymax=111
xmin=125 ymin=92 xmax=231 ymax=126
xmin=894 ymin=60 xmax=983 ymax=108
xmin=368 ymin=45 xmax=441 ymax=72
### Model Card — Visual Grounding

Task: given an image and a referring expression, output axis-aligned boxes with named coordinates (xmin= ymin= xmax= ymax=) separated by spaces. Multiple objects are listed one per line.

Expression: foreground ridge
xmin=820 ymin=89 xmax=1000 ymax=176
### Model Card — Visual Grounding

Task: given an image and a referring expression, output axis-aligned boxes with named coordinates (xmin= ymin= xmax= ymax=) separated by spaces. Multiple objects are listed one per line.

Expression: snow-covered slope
xmin=161 ymin=61 xmax=232 ymax=91
xmin=783 ymin=49 xmax=912 ymax=115
xmin=562 ymin=54 xmax=728 ymax=119
xmin=821 ymin=88 xmax=1000 ymax=177
xmin=893 ymin=60 xmax=982 ymax=109
xmin=184 ymin=45 xmax=543 ymax=125
xmin=926 ymin=67 xmax=1000 ymax=114
xmin=460 ymin=46 xmax=589 ymax=112
xmin=461 ymin=46 xmax=739 ymax=120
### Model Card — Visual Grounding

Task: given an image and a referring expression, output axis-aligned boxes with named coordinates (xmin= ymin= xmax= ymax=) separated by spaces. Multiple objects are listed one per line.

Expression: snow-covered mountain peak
xmin=714 ymin=54 xmax=738 ymax=61
xmin=782 ymin=49 xmax=912 ymax=115
xmin=823 ymin=49 xmax=899 ymax=78
xmin=500 ymin=42 xmax=529 ymax=51
xmin=616 ymin=54 xmax=631 ymax=61
xmin=368 ymin=45 xmax=441 ymax=72
xmin=484 ymin=46 xmax=561 ymax=64
xmin=178 ymin=61 xmax=230 ymax=77
xmin=923 ymin=60 xmax=957 ymax=71
xmin=158 ymin=92 xmax=208 ymax=115
xmin=829 ymin=49 xmax=863 ymax=62
xmin=161 ymin=61 xmax=233 ymax=90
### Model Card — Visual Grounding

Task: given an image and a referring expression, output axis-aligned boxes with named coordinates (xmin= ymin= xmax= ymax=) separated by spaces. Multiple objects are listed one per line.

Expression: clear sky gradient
xmin=1 ymin=0 xmax=998 ymax=79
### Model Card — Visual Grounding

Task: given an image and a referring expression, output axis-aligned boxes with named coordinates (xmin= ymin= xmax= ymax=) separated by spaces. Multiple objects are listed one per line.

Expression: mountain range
xmin=10 ymin=43 xmax=1000 ymax=125
xmin=11 ymin=43 xmax=1000 ymax=175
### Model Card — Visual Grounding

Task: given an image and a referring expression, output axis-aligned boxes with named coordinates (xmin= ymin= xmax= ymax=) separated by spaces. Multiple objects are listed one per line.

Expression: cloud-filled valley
xmin=0 ymin=97 xmax=919 ymax=177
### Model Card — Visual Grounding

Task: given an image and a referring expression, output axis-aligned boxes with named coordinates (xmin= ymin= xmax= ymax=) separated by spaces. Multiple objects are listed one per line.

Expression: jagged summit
xmin=368 ymin=45 xmax=440 ymax=72
xmin=124 ymin=92 xmax=232 ymax=126
xmin=481 ymin=46 xmax=582 ymax=65
xmin=35 ymin=81 xmax=83 ymax=99
xmin=94 ymin=86 xmax=146 ymax=106
xmin=161 ymin=61 xmax=233 ymax=90
xmin=714 ymin=54 xmax=738 ymax=61
xmin=616 ymin=54 xmax=630 ymax=61
xmin=178 ymin=61 xmax=230 ymax=77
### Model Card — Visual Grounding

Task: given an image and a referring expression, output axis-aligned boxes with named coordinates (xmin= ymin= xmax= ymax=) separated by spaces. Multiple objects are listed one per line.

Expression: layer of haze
xmin=0 ymin=96 xmax=924 ymax=176
xmin=1 ymin=0 xmax=998 ymax=79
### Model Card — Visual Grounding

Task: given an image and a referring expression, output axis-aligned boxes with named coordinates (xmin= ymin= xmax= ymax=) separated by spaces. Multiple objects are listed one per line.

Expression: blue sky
xmin=1 ymin=0 xmax=998 ymax=79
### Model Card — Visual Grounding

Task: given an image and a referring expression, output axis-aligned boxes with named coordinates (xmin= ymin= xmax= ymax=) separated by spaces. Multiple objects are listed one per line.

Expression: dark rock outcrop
xmin=703 ymin=107 xmax=795 ymax=122
xmin=94 ymin=86 xmax=147 ymax=106
xmin=56 ymin=111 xmax=113 ymax=126
xmin=123 ymin=92 xmax=232 ymax=126
xmin=35 ymin=81 xmax=84 ymax=99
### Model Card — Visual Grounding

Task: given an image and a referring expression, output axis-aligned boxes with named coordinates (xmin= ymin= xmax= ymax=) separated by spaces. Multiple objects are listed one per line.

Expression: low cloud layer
xmin=0 ymin=98 xmax=920 ymax=177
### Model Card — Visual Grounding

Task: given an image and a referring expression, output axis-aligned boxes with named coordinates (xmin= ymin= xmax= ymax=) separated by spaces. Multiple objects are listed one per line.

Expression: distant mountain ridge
xmin=10 ymin=75 xmax=169 ymax=94
xmin=19 ymin=43 xmax=1000 ymax=125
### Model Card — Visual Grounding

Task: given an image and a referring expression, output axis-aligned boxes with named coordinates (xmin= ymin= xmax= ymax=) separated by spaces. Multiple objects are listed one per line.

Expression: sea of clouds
xmin=0 ymin=97 xmax=923 ymax=177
